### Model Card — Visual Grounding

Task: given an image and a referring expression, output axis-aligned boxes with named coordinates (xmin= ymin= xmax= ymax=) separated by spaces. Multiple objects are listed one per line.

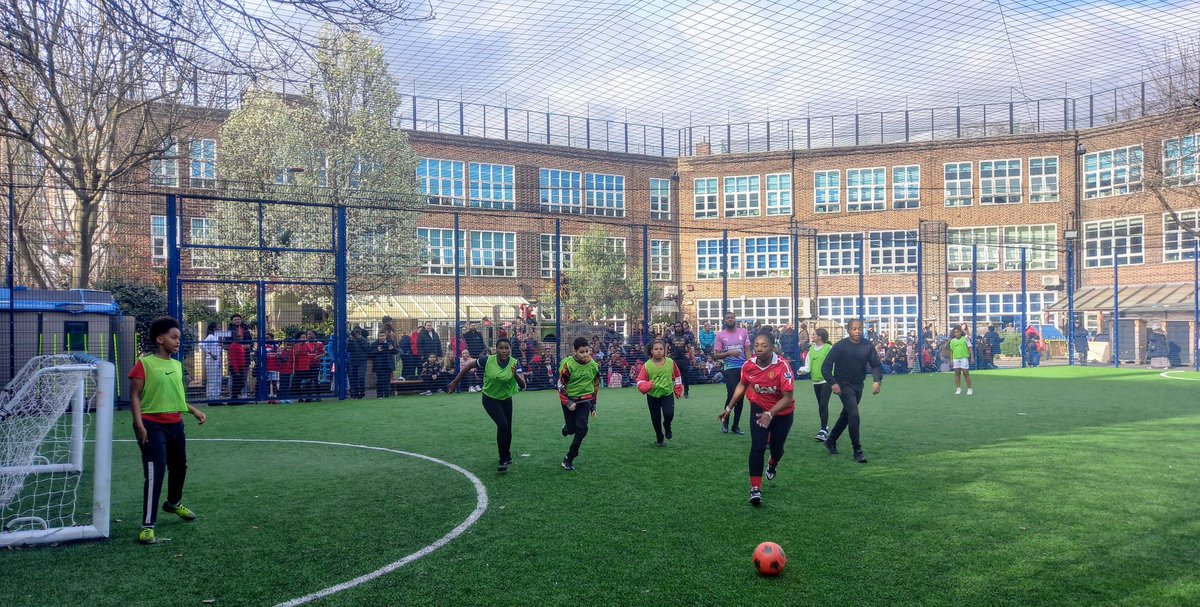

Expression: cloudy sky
xmin=281 ymin=0 xmax=1200 ymax=127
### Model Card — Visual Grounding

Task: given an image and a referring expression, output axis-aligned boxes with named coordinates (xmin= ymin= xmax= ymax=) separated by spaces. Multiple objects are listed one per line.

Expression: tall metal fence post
xmin=1020 ymin=247 xmax=1028 ymax=367
xmin=791 ymin=231 xmax=800 ymax=362
xmin=454 ymin=212 xmax=462 ymax=382
xmin=1067 ymin=238 xmax=1076 ymax=365
xmin=256 ymin=281 xmax=268 ymax=402
xmin=971 ymin=244 xmax=979 ymax=370
xmin=334 ymin=206 xmax=348 ymax=400
xmin=642 ymin=224 xmax=649 ymax=347
xmin=721 ymin=229 xmax=729 ymax=316
xmin=856 ymin=234 xmax=865 ymax=320
xmin=916 ymin=238 xmax=924 ymax=373
xmin=166 ymin=194 xmax=181 ymax=324
xmin=555 ymin=218 xmax=563 ymax=363
xmin=7 ymin=183 xmax=14 ymax=380
xmin=1193 ymin=241 xmax=1198 ymax=372
xmin=1112 ymin=245 xmax=1119 ymax=368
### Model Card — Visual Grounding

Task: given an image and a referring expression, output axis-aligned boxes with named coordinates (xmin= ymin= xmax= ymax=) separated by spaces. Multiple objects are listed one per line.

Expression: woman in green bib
xmin=635 ymin=339 xmax=684 ymax=446
xmin=448 ymin=337 xmax=527 ymax=472
xmin=798 ymin=328 xmax=833 ymax=442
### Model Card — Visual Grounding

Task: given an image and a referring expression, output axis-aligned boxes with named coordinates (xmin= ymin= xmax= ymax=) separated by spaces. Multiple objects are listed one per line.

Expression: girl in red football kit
xmin=717 ymin=329 xmax=796 ymax=507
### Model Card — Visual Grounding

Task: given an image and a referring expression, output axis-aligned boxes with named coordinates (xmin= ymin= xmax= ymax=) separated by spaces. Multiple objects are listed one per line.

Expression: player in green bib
xmin=635 ymin=339 xmax=684 ymax=447
xmin=448 ymin=337 xmax=527 ymax=472
xmin=948 ymin=327 xmax=974 ymax=395
xmin=558 ymin=337 xmax=601 ymax=471
xmin=798 ymin=328 xmax=834 ymax=441
xmin=128 ymin=317 xmax=208 ymax=545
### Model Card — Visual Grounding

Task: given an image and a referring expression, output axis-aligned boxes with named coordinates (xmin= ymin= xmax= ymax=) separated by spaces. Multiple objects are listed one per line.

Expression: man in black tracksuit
xmin=820 ymin=319 xmax=883 ymax=464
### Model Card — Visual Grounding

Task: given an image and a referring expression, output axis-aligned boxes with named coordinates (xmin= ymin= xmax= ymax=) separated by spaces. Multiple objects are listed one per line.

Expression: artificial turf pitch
xmin=5 ymin=366 xmax=1200 ymax=607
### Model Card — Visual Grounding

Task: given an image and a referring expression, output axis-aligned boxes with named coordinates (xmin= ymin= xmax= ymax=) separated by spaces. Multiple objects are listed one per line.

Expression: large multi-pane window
xmin=585 ymin=173 xmax=625 ymax=217
xmin=1003 ymin=224 xmax=1057 ymax=270
xmin=1029 ymin=156 xmax=1059 ymax=202
xmin=1083 ymin=217 xmax=1144 ymax=267
xmin=980 ymin=159 xmax=1022 ymax=205
xmin=869 ymin=230 xmax=918 ymax=274
xmin=150 ymin=139 xmax=178 ymax=187
xmin=469 ymin=162 xmax=514 ymax=209
xmin=189 ymin=139 xmax=216 ymax=188
xmin=865 ymin=295 xmax=919 ymax=336
xmin=698 ymin=298 xmax=791 ymax=327
xmin=816 ymin=233 xmax=861 ymax=276
xmin=947 ymin=226 xmax=1000 ymax=272
xmin=650 ymin=239 xmax=672 ymax=281
xmin=1164 ymin=210 xmax=1200 ymax=262
xmin=892 ymin=165 xmax=920 ymax=209
xmin=948 ymin=292 xmax=1058 ymax=324
xmin=744 ymin=236 xmax=790 ymax=278
xmin=417 ymin=228 xmax=465 ymax=275
xmin=723 ymin=175 xmax=760 ymax=218
xmin=541 ymin=169 xmax=582 ymax=214
xmin=765 ymin=173 xmax=792 ymax=216
xmin=417 ymin=159 xmax=465 ymax=206
xmin=846 ymin=168 xmax=886 ymax=212
xmin=469 ymin=231 xmax=516 ymax=277
xmin=1083 ymin=145 xmax=1143 ymax=199
xmin=814 ymin=170 xmax=840 ymax=213
xmin=943 ymin=162 xmax=972 ymax=207
xmin=818 ymin=296 xmax=860 ymax=326
xmin=190 ymin=217 xmax=216 ymax=268
xmin=540 ymin=234 xmax=576 ymax=278
xmin=696 ymin=238 xmax=740 ymax=280
xmin=650 ymin=178 xmax=671 ymax=220
xmin=151 ymin=216 xmax=167 ymax=265
xmin=693 ymin=178 xmax=719 ymax=219
xmin=1164 ymin=134 xmax=1199 ymax=187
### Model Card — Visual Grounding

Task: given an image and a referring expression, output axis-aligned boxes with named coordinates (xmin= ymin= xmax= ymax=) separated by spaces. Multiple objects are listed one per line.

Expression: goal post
xmin=0 ymin=354 xmax=114 ymax=547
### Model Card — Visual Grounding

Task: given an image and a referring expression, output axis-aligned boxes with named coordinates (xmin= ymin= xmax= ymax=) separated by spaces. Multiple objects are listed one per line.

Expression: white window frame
xmin=1164 ymin=210 xmax=1200 ymax=263
xmin=892 ymin=165 xmax=920 ymax=209
xmin=189 ymin=217 xmax=216 ymax=269
xmin=1083 ymin=216 xmax=1144 ymax=268
xmin=846 ymin=167 xmax=886 ymax=212
xmin=743 ymin=235 xmax=791 ymax=278
xmin=1003 ymin=224 xmax=1058 ymax=270
xmin=814 ymin=170 xmax=840 ymax=213
xmin=540 ymin=169 xmax=582 ymax=214
xmin=585 ymin=172 xmax=625 ymax=217
xmin=947 ymin=226 xmax=1000 ymax=272
xmin=698 ymin=298 xmax=792 ymax=327
xmin=1083 ymin=145 xmax=1143 ymax=199
xmin=869 ymin=230 xmax=918 ymax=274
xmin=540 ymin=234 xmax=576 ymax=279
xmin=649 ymin=178 xmax=671 ymax=220
xmin=151 ymin=215 xmax=167 ymax=265
xmin=1029 ymin=156 xmax=1059 ymax=203
xmin=418 ymin=158 xmax=465 ymax=206
xmin=816 ymin=233 xmax=861 ymax=276
xmin=723 ymin=175 xmax=761 ymax=218
xmin=765 ymin=173 xmax=792 ymax=216
xmin=948 ymin=292 xmax=1058 ymax=325
xmin=943 ymin=162 xmax=972 ymax=207
xmin=189 ymin=139 xmax=216 ymax=189
xmin=417 ymin=227 xmax=465 ymax=276
xmin=693 ymin=178 xmax=718 ymax=219
xmin=469 ymin=231 xmax=517 ymax=277
xmin=818 ymin=296 xmax=859 ymax=326
xmin=696 ymin=238 xmax=740 ymax=280
xmin=980 ymin=158 xmax=1022 ymax=205
xmin=1164 ymin=134 xmax=1199 ymax=187
xmin=650 ymin=239 xmax=672 ymax=281
xmin=150 ymin=139 xmax=178 ymax=187
xmin=468 ymin=162 xmax=514 ymax=210
xmin=864 ymin=295 xmax=919 ymax=338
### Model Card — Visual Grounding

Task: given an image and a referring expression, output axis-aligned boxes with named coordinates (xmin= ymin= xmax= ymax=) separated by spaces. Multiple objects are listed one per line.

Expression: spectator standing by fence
xmin=419 ymin=321 xmax=443 ymax=361
xmin=698 ymin=323 xmax=715 ymax=353
xmin=372 ymin=331 xmax=396 ymax=398
xmin=347 ymin=327 xmax=370 ymax=399
xmin=200 ymin=322 xmax=222 ymax=401
xmin=464 ymin=322 xmax=486 ymax=358
xmin=1072 ymin=321 xmax=1089 ymax=366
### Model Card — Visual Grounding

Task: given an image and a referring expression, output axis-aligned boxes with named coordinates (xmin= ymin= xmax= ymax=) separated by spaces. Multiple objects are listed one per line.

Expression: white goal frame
xmin=0 ymin=354 xmax=114 ymax=547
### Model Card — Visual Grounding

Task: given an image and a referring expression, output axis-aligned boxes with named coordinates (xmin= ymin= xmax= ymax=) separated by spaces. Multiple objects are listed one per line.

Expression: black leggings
xmin=813 ymin=382 xmax=832 ymax=429
xmin=646 ymin=394 xmax=675 ymax=441
xmin=724 ymin=370 xmax=744 ymax=430
xmin=749 ymin=409 xmax=794 ymax=477
xmin=562 ymin=399 xmax=594 ymax=461
xmin=829 ymin=383 xmax=864 ymax=451
xmin=139 ymin=420 xmax=188 ymax=528
xmin=481 ymin=395 xmax=513 ymax=462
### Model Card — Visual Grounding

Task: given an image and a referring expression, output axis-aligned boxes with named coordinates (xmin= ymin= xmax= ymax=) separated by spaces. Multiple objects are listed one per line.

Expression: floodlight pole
xmin=7 ymin=183 xmax=14 ymax=380
xmin=334 ymin=206 xmax=348 ymax=400
xmin=1067 ymin=237 xmax=1075 ymax=366
xmin=971 ymin=244 xmax=978 ymax=370
xmin=1112 ymin=246 xmax=1119 ymax=368
xmin=642 ymin=224 xmax=649 ymax=346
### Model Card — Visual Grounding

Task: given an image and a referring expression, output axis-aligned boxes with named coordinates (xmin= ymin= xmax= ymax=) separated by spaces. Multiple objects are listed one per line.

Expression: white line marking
xmin=1160 ymin=371 xmax=1200 ymax=382
xmin=117 ymin=438 xmax=488 ymax=606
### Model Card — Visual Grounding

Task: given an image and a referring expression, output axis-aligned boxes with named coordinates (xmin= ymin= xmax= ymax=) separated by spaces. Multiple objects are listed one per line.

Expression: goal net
xmin=0 ymin=354 xmax=114 ymax=547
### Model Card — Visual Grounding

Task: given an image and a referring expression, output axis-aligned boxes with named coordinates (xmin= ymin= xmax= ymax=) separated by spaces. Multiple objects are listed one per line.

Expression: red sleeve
xmin=128 ymin=359 xmax=145 ymax=380
xmin=780 ymin=361 xmax=795 ymax=393
xmin=671 ymin=362 xmax=683 ymax=398
xmin=636 ymin=364 xmax=649 ymax=384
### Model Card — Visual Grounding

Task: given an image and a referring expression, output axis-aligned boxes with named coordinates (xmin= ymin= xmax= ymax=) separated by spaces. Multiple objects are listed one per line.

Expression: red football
xmin=753 ymin=541 xmax=786 ymax=576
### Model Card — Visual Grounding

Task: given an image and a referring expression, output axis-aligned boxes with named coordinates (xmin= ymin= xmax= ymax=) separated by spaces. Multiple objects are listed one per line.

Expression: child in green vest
xmin=635 ymin=339 xmax=684 ymax=447
xmin=558 ymin=337 xmax=601 ymax=471
xmin=447 ymin=337 xmax=527 ymax=472
xmin=129 ymin=317 xmax=207 ymax=545
xmin=949 ymin=327 xmax=974 ymax=395
xmin=799 ymin=328 xmax=833 ymax=441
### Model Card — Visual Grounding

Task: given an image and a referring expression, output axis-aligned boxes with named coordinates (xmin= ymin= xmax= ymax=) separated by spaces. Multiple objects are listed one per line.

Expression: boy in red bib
xmin=718 ymin=329 xmax=795 ymax=507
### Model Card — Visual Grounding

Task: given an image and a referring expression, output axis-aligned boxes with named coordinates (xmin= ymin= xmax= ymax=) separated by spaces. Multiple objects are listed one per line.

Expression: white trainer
xmin=967 ymin=388 xmax=973 ymax=396
xmin=955 ymin=388 xmax=962 ymax=395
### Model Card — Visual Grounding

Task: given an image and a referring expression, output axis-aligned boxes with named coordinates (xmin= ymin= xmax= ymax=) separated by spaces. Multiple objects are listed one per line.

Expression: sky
xmin=269 ymin=0 xmax=1200 ymax=127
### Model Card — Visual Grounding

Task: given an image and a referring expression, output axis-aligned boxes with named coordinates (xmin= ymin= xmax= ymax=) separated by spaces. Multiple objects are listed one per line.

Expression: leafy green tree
xmin=559 ymin=227 xmax=644 ymax=324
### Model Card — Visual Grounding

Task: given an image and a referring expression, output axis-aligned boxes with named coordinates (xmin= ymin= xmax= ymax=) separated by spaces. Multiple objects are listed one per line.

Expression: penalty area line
xmin=1160 ymin=371 xmax=1200 ymax=382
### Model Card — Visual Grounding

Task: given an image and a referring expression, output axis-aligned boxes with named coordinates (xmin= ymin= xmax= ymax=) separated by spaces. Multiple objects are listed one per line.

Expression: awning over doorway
xmin=1046 ymin=283 xmax=1197 ymax=314
xmin=347 ymin=294 xmax=529 ymax=323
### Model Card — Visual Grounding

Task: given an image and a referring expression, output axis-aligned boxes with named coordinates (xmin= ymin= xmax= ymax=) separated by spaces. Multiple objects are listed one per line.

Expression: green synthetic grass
xmin=5 ymin=367 xmax=1200 ymax=607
